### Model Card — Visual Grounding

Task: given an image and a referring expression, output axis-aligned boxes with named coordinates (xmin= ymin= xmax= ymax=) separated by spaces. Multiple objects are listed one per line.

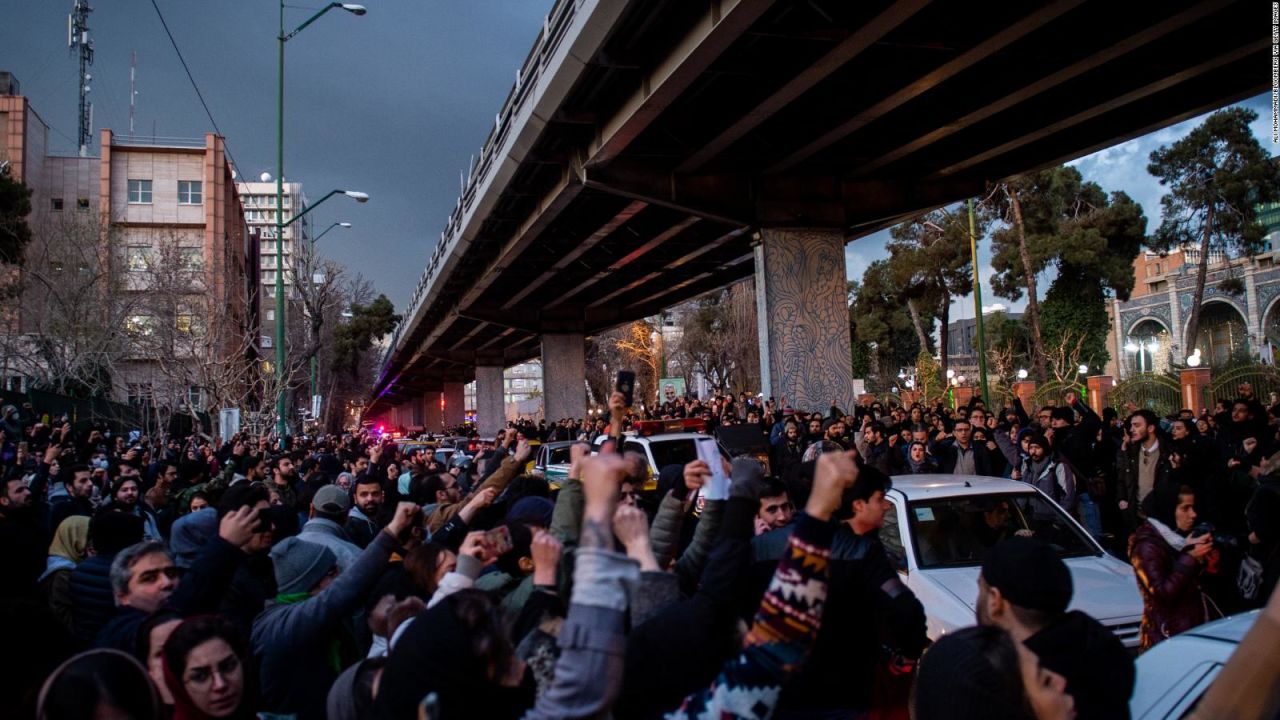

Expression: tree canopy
xmin=1147 ymin=107 xmax=1280 ymax=353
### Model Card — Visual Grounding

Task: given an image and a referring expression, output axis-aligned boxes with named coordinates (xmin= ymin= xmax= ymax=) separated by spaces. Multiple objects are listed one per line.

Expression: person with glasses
xmin=163 ymin=615 xmax=255 ymax=720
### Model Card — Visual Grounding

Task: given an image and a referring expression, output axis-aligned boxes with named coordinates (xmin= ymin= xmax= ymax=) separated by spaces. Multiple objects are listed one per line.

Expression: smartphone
xmin=616 ymin=370 xmax=636 ymax=407
xmin=481 ymin=525 xmax=514 ymax=558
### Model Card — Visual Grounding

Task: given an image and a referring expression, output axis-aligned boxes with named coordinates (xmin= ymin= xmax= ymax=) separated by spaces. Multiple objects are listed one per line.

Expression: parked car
xmin=533 ymin=441 xmax=576 ymax=489
xmin=882 ymin=474 xmax=1144 ymax=649
xmin=1129 ymin=610 xmax=1259 ymax=719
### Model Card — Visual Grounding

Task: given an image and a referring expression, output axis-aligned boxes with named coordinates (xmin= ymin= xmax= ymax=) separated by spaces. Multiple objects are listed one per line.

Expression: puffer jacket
xmin=1128 ymin=520 xmax=1209 ymax=651
xmin=68 ymin=553 xmax=118 ymax=645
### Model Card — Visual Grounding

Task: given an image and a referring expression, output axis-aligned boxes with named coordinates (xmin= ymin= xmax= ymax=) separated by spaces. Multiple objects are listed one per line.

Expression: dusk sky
xmin=1 ymin=2 xmax=1273 ymax=322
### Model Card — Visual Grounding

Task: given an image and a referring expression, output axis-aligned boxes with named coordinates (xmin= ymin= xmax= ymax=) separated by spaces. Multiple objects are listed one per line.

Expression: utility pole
xmin=68 ymin=0 xmax=94 ymax=156
xmin=968 ymin=199 xmax=989 ymax=406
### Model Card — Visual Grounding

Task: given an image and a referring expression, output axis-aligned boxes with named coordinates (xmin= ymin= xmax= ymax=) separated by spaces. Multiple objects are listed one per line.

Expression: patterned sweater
xmin=667 ymin=512 xmax=833 ymax=720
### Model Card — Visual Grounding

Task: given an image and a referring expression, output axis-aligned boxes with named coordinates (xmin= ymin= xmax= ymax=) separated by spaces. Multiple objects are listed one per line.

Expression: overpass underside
xmin=371 ymin=0 xmax=1268 ymax=431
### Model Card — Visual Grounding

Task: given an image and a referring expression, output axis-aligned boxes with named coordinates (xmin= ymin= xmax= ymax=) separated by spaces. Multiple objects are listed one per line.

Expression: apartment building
xmin=235 ymin=180 xmax=310 ymax=347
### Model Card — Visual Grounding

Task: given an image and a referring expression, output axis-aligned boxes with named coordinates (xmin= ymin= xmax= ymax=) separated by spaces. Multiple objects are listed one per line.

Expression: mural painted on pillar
xmin=761 ymin=231 xmax=855 ymax=412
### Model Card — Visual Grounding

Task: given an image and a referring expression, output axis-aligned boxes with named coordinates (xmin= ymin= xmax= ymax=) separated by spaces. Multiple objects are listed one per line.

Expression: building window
xmin=260 ymin=335 xmax=273 ymax=348
xmin=125 ymin=315 xmax=155 ymax=336
xmin=265 ymin=309 xmax=275 ymax=321
xmin=126 ymin=383 xmax=153 ymax=406
xmin=178 ymin=247 xmax=203 ymax=271
xmin=263 ymin=271 xmax=277 ymax=285
xmin=51 ymin=198 xmax=64 ymax=211
xmin=127 ymin=179 xmax=152 ymax=204
xmin=126 ymin=246 xmax=151 ymax=272
xmin=175 ymin=313 xmax=198 ymax=335
xmin=187 ymin=385 xmax=204 ymax=410
xmin=265 ymin=285 xmax=276 ymax=299
xmin=178 ymin=180 xmax=203 ymax=205
xmin=76 ymin=197 xmax=90 ymax=210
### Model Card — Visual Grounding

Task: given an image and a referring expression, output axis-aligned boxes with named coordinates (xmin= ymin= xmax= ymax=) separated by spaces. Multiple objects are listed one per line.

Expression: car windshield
xmin=548 ymin=446 xmax=572 ymax=464
xmin=907 ymin=492 xmax=1097 ymax=569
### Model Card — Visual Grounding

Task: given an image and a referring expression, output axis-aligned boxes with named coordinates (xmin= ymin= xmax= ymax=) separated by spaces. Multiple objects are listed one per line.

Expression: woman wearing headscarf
xmin=1129 ymin=481 xmax=1217 ymax=651
xmin=40 ymin=515 xmax=91 ymax=634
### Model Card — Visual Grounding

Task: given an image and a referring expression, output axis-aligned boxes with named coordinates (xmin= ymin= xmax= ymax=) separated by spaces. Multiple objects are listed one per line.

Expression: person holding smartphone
xmin=1129 ymin=481 xmax=1217 ymax=651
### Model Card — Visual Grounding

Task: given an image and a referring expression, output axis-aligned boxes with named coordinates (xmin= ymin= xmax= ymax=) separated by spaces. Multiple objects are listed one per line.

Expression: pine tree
xmin=1147 ymin=107 xmax=1280 ymax=355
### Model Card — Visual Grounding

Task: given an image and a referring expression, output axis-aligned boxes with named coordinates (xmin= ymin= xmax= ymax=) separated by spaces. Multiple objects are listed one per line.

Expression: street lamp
xmin=275 ymin=0 xmax=367 ymax=443
xmin=1016 ymin=368 xmax=1028 ymax=380
xmin=312 ymin=221 xmax=351 ymax=245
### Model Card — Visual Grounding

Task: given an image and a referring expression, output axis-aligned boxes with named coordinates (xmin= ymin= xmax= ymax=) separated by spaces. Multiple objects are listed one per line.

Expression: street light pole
xmin=274 ymin=1 xmax=366 ymax=444
xmin=307 ymin=222 xmax=350 ymax=405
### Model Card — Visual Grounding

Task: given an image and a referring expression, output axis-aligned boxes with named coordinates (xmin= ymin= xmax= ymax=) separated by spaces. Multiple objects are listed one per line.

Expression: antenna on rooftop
xmin=68 ymin=0 xmax=95 ymax=156
xmin=129 ymin=50 xmax=137 ymax=136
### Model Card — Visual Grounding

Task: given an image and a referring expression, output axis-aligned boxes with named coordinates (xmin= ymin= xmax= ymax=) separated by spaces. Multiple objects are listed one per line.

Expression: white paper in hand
xmin=697 ymin=437 xmax=729 ymax=500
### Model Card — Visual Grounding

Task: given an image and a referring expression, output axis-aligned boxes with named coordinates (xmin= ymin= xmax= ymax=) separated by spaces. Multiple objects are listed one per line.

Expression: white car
xmin=882 ymin=474 xmax=1144 ymax=649
xmin=1129 ymin=610 xmax=1259 ymax=719
xmin=591 ymin=420 xmax=729 ymax=490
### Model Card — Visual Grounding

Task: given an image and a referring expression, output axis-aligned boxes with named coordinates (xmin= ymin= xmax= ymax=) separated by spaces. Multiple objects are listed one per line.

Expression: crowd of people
xmin=0 ymin=383 xmax=1278 ymax=719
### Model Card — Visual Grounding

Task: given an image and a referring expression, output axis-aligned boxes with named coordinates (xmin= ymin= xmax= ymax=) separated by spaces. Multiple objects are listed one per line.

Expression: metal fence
xmin=1203 ymin=364 xmax=1280 ymax=411
xmin=1109 ymin=373 xmax=1182 ymax=418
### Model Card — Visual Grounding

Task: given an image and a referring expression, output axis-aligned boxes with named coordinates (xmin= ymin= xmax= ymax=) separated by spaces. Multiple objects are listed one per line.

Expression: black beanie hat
xmin=981 ymin=537 xmax=1073 ymax=614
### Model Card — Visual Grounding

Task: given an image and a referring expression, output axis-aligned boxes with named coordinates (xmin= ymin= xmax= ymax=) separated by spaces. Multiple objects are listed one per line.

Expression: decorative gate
xmin=1109 ymin=373 xmax=1182 ymax=418
xmin=1203 ymin=364 xmax=1280 ymax=411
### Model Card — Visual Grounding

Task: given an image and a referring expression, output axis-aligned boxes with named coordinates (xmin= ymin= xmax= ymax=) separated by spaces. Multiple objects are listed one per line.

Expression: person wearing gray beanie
xmin=270 ymin=537 xmax=338 ymax=596
xmin=252 ymin=501 xmax=417 ymax=720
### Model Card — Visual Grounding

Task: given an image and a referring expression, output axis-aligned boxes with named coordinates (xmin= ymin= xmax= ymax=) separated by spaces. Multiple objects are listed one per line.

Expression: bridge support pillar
xmin=423 ymin=391 xmax=443 ymax=434
xmin=443 ymin=382 xmax=466 ymax=429
xmin=542 ymin=333 xmax=586 ymax=421
xmin=475 ymin=366 xmax=506 ymax=437
xmin=754 ymin=228 xmax=856 ymax=413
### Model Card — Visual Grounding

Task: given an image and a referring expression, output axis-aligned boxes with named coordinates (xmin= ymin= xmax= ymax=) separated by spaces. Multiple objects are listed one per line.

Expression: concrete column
xmin=1086 ymin=375 xmax=1114 ymax=411
xmin=475 ymin=365 xmax=506 ymax=438
xmin=754 ymin=228 xmax=855 ymax=413
xmin=1180 ymin=368 xmax=1212 ymax=416
xmin=1167 ymin=284 xmax=1183 ymax=363
xmin=1246 ymin=269 xmax=1261 ymax=354
xmin=541 ymin=333 xmax=586 ymax=421
xmin=443 ymin=382 xmax=466 ymax=429
xmin=1013 ymin=380 xmax=1037 ymax=410
xmin=423 ymin=391 xmax=443 ymax=434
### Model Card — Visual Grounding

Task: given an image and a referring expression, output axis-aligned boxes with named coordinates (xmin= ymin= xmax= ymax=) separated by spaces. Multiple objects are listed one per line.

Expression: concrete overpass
xmin=367 ymin=0 xmax=1268 ymax=433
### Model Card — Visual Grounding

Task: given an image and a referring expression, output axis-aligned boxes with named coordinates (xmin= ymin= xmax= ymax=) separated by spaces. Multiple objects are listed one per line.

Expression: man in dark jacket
xmin=933 ymin=419 xmax=995 ymax=475
xmin=1116 ymin=409 xmax=1171 ymax=532
xmin=977 ymin=537 xmax=1135 ymax=719
xmin=48 ymin=464 xmax=95 ymax=533
xmin=95 ymin=504 xmax=260 ymax=654
xmin=750 ymin=464 xmax=928 ymax=716
xmin=0 ymin=475 xmax=45 ymax=599
xmin=345 ymin=474 xmax=386 ymax=548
